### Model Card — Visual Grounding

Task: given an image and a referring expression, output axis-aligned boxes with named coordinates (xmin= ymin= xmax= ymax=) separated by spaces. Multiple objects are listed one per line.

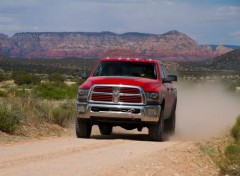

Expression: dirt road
xmin=0 ymin=127 xmax=218 ymax=176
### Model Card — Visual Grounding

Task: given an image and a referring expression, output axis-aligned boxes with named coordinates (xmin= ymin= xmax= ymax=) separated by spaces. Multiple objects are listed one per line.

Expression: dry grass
xmin=0 ymin=123 xmax=67 ymax=144
xmin=0 ymin=97 xmax=75 ymax=136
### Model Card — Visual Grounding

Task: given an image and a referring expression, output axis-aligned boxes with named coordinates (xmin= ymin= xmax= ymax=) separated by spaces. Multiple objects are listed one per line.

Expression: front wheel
xmin=99 ymin=125 xmax=113 ymax=135
xmin=76 ymin=118 xmax=92 ymax=138
xmin=148 ymin=109 xmax=167 ymax=141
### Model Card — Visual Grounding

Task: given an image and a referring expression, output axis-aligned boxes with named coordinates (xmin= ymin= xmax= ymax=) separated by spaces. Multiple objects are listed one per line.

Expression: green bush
xmin=231 ymin=116 xmax=240 ymax=142
xmin=219 ymin=116 xmax=240 ymax=175
xmin=33 ymin=82 xmax=78 ymax=100
xmin=11 ymin=71 xmax=41 ymax=85
xmin=49 ymin=73 xmax=64 ymax=82
xmin=222 ymin=142 xmax=240 ymax=175
xmin=31 ymin=75 xmax=41 ymax=85
xmin=14 ymin=88 xmax=31 ymax=98
xmin=225 ymin=142 xmax=240 ymax=162
xmin=0 ymin=99 xmax=23 ymax=134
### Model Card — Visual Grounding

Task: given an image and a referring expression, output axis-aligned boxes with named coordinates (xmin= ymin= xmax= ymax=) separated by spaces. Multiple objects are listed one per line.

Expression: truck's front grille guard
xmin=88 ymin=84 xmax=146 ymax=105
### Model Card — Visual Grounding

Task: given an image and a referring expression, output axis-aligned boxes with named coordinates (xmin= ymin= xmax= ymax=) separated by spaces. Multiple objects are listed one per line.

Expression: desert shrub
xmin=225 ymin=142 xmax=240 ymax=161
xmin=0 ymin=87 xmax=32 ymax=98
xmin=33 ymin=82 xmax=78 ymax=100
xmin=32 ymin=99 xmax=74 ymax=126
xmin=0 ymin=71 xmax=4 ymax=82
xmin=11 ymin=71 xmax=41 ymax=85
xmin=67 ymin=84 xmax=79 ymax=98
xmin=31 ymin=75 xmax=41 ymax=85
xmin=52 ymin=101 xmax=75 ymax=126
xmin=14 ymin=88 xmax=31 ymax=98
xmin=0 ymin=99 xmax=23 ymax=134
xmin=76 ymin=78 xmax=85 ymax=86
xmin=49 ymin=73 xmax=64 ymax=82
xmin=5 ymin=87 xmax=18 ymax=97
xmin=0 ymin=90 xmax=7 ymax=97
xmin=231 ymin=116 xmax=240 ymax=142
xmin=33 ymin=100 xmax=53 ymax=123
xmin=219 ymin=116 xmax=240 ymax=175
xmin=0 ymin=96 xmax=75 ymax=135
xmin=222 ymin=142 xmax=240 ymax=175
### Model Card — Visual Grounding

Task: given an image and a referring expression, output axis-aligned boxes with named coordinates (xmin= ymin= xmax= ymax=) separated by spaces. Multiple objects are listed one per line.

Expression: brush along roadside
xmin=199 ymin=115 xmax=240 ymax=175
xmin=0 ymin=97 xmax=75 ymax=142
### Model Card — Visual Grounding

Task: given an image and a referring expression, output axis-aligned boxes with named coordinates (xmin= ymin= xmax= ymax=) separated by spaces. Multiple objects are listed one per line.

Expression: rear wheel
xmin=149 ymin=108 xmax=166 ymax=141
xmin=99 ymin=125 xmax=113 ymax=135
xmin=165 ymin=111 xmax=176 ymax=135
xmin=76 ymin=118 xmax=92 ymax=138
xmin=165 ymin=100 xmax=177 ymax=135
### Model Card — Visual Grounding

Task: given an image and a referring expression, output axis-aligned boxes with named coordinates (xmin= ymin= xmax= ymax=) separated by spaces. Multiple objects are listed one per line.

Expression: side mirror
xmin=80 ymin=71 xmax=89 ymax=80
xmin=162 ymin=75 xmax=177 ymax=83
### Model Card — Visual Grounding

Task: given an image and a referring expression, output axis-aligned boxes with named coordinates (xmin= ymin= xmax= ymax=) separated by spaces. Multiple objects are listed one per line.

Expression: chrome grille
xmin=89 ymin=85 xmax=144 ymax=105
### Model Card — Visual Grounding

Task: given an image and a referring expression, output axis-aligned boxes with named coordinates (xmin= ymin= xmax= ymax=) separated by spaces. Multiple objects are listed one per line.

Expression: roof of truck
xmin=101 ymin=57 xmax=161 ymax=64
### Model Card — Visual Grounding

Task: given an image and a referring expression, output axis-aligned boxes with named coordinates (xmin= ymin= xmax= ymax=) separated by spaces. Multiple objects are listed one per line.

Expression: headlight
xmin=146 ymin=92 xmax=159 ymax=99
xmin=145 ymin=92 xmax=160 ymax=104
xmin=77 ymin=88 xmax=89 ymax=102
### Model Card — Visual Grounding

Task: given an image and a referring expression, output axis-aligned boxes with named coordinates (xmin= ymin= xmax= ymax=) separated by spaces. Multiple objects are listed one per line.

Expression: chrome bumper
xmin=76 ymin=101 xmax=161 ymax=122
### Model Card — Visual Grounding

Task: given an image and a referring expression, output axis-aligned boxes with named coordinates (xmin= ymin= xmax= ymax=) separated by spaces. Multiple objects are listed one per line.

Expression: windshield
xmin=93 ymin=61 xmax=157 ymax=79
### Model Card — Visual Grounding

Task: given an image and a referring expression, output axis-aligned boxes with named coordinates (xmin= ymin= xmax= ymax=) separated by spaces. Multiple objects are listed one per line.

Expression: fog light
xmin=147 ymin=108 xmax=157 ymax=117
xmin=77 ymin=106 xmax=85 ymax=113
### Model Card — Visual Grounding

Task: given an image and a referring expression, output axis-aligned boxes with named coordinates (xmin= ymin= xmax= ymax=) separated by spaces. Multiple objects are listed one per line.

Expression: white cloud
xmin=0 ymin=24 xmax=21 ymax=32
xmin=213 ymin=6 xmax=240 ymax=20
xmin=228 ymin=31 xmax=240 ymax=44
xmin=0 ymin=16 xmax=15 ymax=23
xmin=229 ymin=31 xmax=240 ymax=36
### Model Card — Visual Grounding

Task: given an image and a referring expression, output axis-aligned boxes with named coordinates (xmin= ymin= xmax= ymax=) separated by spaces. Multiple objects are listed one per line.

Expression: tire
xmin=76 ymin=118 xmax=92 ymax=138
xmin=148 ymin=108 xmax=166 ymax=141
xmin=165 ymin=100 xmax=177 ymax=135
xmin=99 ymin=125 xmax=113 ymax=135
xmin=165 ymin=111 xmax=176 ymax=135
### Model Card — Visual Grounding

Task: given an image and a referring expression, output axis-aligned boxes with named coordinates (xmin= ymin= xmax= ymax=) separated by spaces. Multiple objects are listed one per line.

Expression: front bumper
xmin=76 ymin=101 xmax=161 ymax=122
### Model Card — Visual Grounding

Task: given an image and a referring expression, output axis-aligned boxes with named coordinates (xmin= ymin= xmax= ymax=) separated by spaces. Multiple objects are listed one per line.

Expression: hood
xmin=80 ymin=76 xmax=161 ymax=92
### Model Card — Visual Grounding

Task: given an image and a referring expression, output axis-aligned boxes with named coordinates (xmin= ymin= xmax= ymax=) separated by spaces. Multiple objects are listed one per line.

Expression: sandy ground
xmin=0 ymin=127 xmax=218 ymax=176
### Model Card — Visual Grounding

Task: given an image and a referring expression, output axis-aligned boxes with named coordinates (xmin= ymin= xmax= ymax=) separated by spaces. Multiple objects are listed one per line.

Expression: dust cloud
xmin=173 ymin=82 xmax=240 ymax=140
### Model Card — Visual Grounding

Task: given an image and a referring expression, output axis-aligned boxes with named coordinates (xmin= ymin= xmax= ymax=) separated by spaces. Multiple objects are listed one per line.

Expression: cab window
xmin=159 ymin=64 xmax=167 ymax=79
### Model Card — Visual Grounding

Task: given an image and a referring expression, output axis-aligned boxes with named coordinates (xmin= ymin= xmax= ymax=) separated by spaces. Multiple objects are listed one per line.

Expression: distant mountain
xmin=200 ymin=45 xmax=240 ymax=51
xmin=0 ymin=31 xmax=233 ymax=61
xmin=210 ymin=49 xmax=240 ymax=70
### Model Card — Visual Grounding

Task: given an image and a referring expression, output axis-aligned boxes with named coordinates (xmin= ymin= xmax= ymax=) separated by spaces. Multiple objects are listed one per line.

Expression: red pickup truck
xmin=76 ymin=57 xmax=177 ymax=141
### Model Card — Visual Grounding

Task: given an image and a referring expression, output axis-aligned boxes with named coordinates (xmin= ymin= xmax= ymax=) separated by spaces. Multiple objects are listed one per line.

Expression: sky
xmin=0 ymin=0 xmax=240 ymax=45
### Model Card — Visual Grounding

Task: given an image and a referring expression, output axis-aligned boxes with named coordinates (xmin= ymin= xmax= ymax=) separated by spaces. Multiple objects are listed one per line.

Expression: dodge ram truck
xmin=76 ymin=57 xmax=177 ymax=141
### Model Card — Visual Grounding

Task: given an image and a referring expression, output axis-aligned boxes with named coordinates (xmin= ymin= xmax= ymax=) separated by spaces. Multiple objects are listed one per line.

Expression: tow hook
xmin=128 ymin=108 xmax=137 ymax=121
